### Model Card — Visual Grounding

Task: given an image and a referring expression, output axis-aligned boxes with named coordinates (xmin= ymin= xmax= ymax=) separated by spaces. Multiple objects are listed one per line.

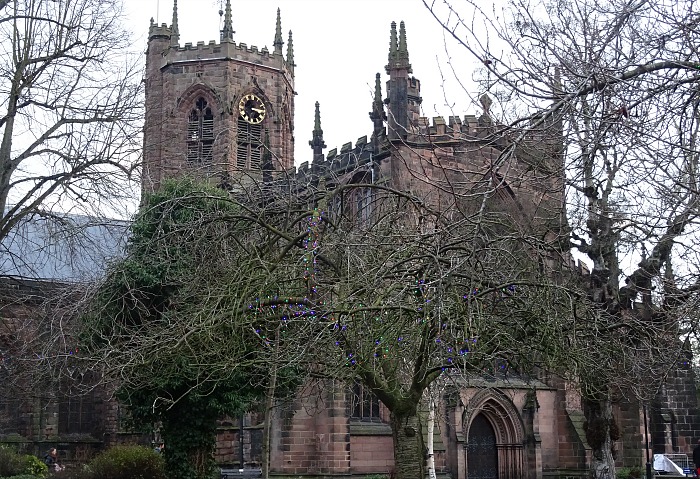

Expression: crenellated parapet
xmin=154 ymin=39 xmax=290 ymax=74
xmin=294 ymin=103 xmax=563 ymax=190
xmin=405 ymin=114 xmax=506 ymax=145
xmin=148 ymin=22 xmax=173 ymax=41
xmin=147 ymin=0 xmax=293 ymax=77
xmin=294 ymin=115 xmax=502 ymax=183
xmin=296 ymin=135 xmax=376 ymax=184
xmin=296 ymin=112 xmax=506 ymax=183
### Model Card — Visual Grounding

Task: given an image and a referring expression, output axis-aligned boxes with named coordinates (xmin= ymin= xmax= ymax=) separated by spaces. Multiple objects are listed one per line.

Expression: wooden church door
xmin=467 ymin=414 xmax=498 ymax=479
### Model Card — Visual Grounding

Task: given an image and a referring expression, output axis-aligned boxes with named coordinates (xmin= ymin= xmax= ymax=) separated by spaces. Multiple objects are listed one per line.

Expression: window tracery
xmin=350 ymin=383 xmax=381 ymax=421
xmin=187 ymin=97 xmax=214 ymax=163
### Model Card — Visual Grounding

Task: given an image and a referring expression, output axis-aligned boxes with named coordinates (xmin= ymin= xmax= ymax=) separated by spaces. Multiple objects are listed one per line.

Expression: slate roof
xmin=0 ymin=212 xmax=129 ymax=283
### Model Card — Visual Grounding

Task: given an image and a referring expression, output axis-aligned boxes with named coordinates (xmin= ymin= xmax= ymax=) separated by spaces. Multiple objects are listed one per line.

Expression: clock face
xmin=238 ymin=93 xmax=266 ymax=124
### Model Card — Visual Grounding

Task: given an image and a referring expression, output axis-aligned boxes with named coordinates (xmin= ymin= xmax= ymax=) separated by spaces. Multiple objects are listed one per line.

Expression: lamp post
xmin=239 ymin=413 xmax=245 ymax=472
xmin=643 ymin=404 xmax=652 ymax=479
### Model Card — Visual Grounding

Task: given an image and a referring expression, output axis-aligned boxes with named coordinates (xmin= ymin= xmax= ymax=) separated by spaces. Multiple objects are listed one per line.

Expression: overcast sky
xmin=124 ymin=0 xmax=486 ymax=166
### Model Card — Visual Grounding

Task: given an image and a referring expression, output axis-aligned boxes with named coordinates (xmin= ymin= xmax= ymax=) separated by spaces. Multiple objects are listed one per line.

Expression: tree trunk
xmin=390 ymin=409 xmax=425 ymax=479
xmin=162 ymin=407 xmax=219 ymax=479
xmin=426 ymin=398 xmax=436 ymax=479
xmin=261 ymin=360 xmax=277 ymax=479
xmin=163 ymin=428 xmax=217 ymax=479
xmin=585 ymin=397 xmax=617 ymax=479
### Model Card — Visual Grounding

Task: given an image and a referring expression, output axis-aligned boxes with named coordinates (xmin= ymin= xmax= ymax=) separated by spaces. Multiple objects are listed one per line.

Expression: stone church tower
xmin=142 ymin=0 xmax=295 ymax=195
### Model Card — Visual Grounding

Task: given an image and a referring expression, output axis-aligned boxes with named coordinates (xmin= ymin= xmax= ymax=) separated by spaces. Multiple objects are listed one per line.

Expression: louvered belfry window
xmin=187 ymin=98 xmax=214 ymax=163
xmin=236 ymin=117 xmax=263 ymax=169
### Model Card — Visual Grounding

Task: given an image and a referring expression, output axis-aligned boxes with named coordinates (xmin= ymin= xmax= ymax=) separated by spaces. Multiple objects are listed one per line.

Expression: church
xmin=1 ymin=1 xmax=699 ymax=478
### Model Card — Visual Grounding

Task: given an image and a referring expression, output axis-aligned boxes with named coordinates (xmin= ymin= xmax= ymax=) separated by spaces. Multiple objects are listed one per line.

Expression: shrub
xmin=617 ymin=467 xmax=643 ymax=479
xmin=85 ymin=445 xmax=165 ymax=479
xmin=0 ymin=446 xmax=50 ymax=478
xmin=21 ymin=454 xmax=47 ymax=478
xmin=50 ymin=467 xmax=92 ymax=479
xmin=0 ymin=446 xmax=25 ymax=477
xmin=50 ymin=465 xmax=92 ymax=479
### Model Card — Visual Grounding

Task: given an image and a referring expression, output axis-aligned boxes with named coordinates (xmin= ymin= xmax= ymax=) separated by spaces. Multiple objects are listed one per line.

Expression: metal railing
xmin=656 ymin=453 xmax=693 ymax=476
xmin=220 ymin=468 xmax=262 ymax=479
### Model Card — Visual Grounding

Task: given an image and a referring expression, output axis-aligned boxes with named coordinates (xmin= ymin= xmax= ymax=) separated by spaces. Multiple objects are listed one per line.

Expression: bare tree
xmin=0 ymin=0 xmax=140 ymax=447
xmin=424 ymin=0 xmax=700 ymax=476
xmin=79 ymin=146 xmax=577 ymax=477
xmin=0 ymin=0 xmax=141 ymax=254
xmin=295 ymin=176 xmax=574 ymax=479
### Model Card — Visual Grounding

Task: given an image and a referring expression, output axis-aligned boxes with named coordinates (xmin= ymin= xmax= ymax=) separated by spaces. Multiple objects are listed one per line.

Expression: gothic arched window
xmin=350 ymin=383 xmax=381 ymax=422
xmin=187 ymin=97 xmax=214 ymax=163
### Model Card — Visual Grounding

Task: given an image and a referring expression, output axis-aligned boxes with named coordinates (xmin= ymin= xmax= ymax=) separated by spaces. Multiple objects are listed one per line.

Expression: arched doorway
xmin=461 ymin=392 xmax=526 ymax=479
xmin=467 ymin=414 xmax=498 ymax=479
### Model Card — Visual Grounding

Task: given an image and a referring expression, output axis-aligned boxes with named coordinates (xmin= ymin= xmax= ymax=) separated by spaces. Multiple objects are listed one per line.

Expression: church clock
xmin=238 ymin=94 xmax=266 ymax=124
xmin=142 ymin=2 xmax=295 ymax=192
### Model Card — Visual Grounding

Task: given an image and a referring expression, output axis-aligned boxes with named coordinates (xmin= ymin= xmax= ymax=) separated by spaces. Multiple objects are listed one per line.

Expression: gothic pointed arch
xmin=467 ymin=413 xmax=498 ymax=479
xmin=176 ymin=84 xmax=223 ymax=114
xmin=176 ymin=85 xmax=223 ymax=165
xmin=463 ymin=389 xmax=525 ymax=479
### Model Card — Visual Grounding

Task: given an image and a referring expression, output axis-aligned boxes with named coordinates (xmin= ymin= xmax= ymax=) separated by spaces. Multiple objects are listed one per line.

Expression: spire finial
xmin=369 ymin=73 xmax=387 ymax=147
xmin=170 ymin=0 xmax=180 ymax=46
xmin=314 ymin=102 xmax=322 ymax=132
xmin=221 ymin=0 xmax=234 ymax=42
xmin=273 ymin=8 xmax=284 ymax=55
xmin=480 ymin=93 xmax=493 ymax=114
xmin=373 ymin=73 xmax=383 ymax=111
xmin=479 ymin=93 xmax=493 ymax=126
xmin=398 ymin=21 xmax=409 ymax=63
xmin=386 ymin=21 xmax=412 ymax=73
xmin=286 ymin=30 xmax=295 ymax=74
xmin=310 ymin=101 xmax=326 ymax=164
xmin=387 ymin=21 xmax=398 ymax=70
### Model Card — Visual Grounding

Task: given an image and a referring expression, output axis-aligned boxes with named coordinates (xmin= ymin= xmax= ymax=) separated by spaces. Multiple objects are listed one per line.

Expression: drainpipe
xmin=643 ymin=404 xmax=652 ymax=479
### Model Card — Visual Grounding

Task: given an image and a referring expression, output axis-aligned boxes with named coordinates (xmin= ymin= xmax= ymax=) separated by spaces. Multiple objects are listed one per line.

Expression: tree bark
xmin=426 ymin=398 xmax=436 ymax=479
xmin=261 ymin=348 xmax=278 ymax=479
xmin=585 ymin=398 xmax=617 ymax=479
xmin=390 ymin=409 xmax=425 ymax=479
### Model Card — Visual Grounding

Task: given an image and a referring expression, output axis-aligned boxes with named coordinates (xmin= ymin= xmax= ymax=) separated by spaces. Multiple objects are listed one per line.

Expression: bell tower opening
xmin=236 ymin=118 xmax=263 ymax=169
xmin=236 ymin=92 xmax=267 ymax=170
xmin=187 ymin=97 xmax=214 ymax=164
